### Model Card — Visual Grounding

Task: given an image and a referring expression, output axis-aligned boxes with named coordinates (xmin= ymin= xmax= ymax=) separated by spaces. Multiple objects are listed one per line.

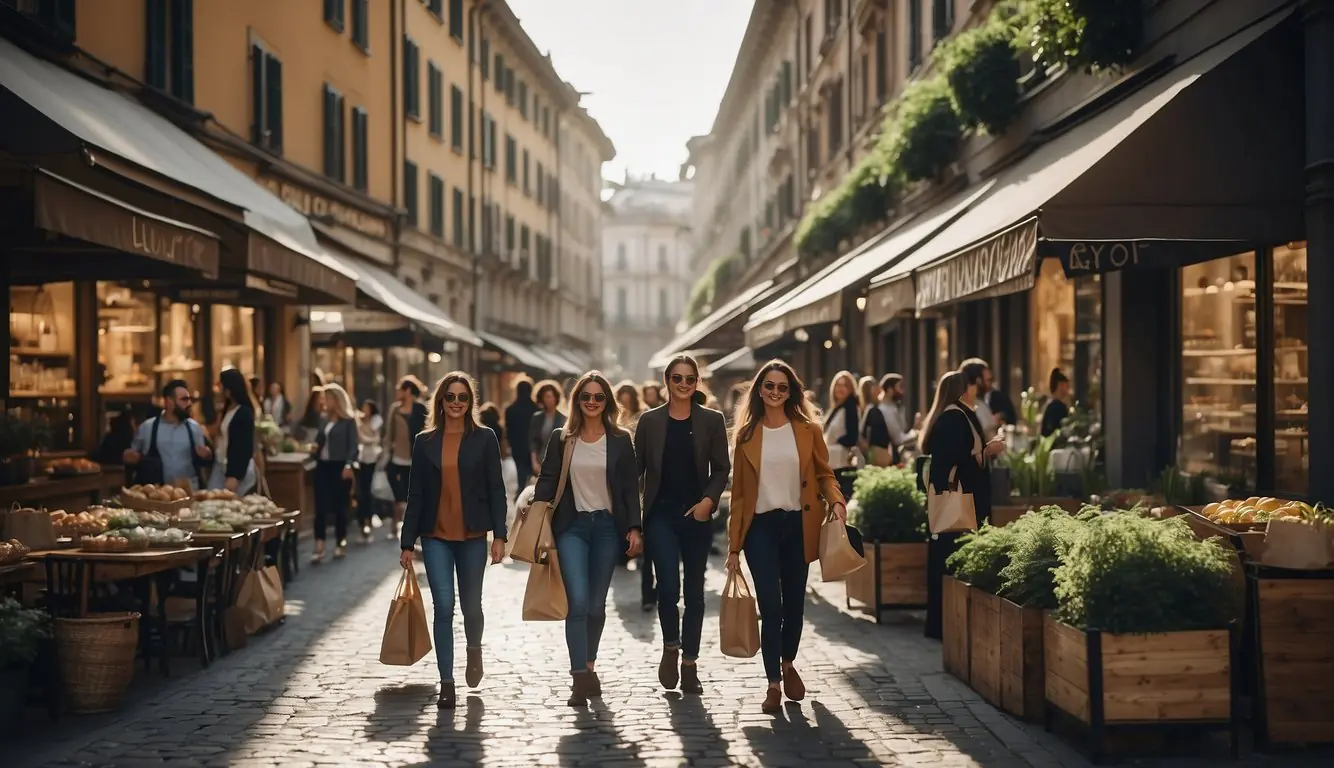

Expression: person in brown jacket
xmin=726 ymin=359 xmax=846 ymax=713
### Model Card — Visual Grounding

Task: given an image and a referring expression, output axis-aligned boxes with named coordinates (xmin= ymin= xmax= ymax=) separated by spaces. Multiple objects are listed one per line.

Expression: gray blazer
xmin=634 ymin=403 xmax=731 ymax=513
xmin=534 ymin=428 xmax=641 ymax=538
xmin=528 ymin=410 xmax=567 ymax=464
xmin=313 ymin=418 xmax=359 ymax=468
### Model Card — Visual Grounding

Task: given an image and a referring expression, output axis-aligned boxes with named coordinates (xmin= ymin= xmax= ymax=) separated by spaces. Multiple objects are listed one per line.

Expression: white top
xmin=973 ymin=397 xmax=998 ymax=441
xmin=755 ymin=423 xmax=802 ymax=515
xmin=822 ymin=405 xmax=853 ymax=470
xmin=217 ymin=406 xmax=237 ymax=467
xmin=569 ymin=434 xmax=613 ymax=513
xmin=320 ymin=420 xmax=334 ymax=461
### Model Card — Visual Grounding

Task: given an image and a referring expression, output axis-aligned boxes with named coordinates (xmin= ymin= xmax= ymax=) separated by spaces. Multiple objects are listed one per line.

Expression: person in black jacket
xmin=527 ymin=379 xmax=568 ymax=473
xmin=532 ymin=371 xmax=642 ymax=707
xmin=1041 ymin=368 xmax=1072 ymax=437
xmin=823 ymin=370 xmax=861 ymax=499
xmin=399 ymin=372 xmax=508 ymax=708
xmin=858 ymin=375 xmax=896 ymax=466
xmin=209 ymin=368 xmax=258 ymax=495
xmin=503 ymin=376 xmax=538 ymax=487
xmin=311 ymin=383 xmax=359 ymax=562
xmin=920 ymin=370 xmax=1006 ymax=639
xmin=381 ymin=376 xmax=429 ymax=542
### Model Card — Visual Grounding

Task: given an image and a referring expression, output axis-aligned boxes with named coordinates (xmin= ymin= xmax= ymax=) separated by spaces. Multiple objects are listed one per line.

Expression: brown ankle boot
xmin=762 ymin=685 xmax=782 ymax=713
xmin=567 ymin=671 xmax=592 ymax=707
xmin=658 ymin=647 xmax=680 ymax=690
xmin=782 ymin=664 xmax=806 ymax=701
xmin=437 ymin=681 xmax=456 ymax=708
xmin=465 ymin=647 xmax=483 ymax=688
xmin=680 ymin=663 xmax=702 ymax=695
xmin=587 ymin=669 xmax=602 ymax=696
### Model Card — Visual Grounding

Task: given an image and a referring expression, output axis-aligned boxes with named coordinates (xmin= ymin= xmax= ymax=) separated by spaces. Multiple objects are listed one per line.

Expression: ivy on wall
xmin=684 ymin=252 xmax=742 ymax=325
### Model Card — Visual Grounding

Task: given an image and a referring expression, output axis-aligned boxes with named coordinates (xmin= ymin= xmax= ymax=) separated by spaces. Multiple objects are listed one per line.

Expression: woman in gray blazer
xmin=311 ymin=384 xmax=360 ymax=562
xmin=527 ymin=379 xmax=568 ymax=475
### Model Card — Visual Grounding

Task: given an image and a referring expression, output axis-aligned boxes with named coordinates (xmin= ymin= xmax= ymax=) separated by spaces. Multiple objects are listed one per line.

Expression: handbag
xmin=232 ymin=542 xmax=285 ymax=634
xmin=507 ymin=435 xmax=574 ymax=564
xmin=522 ymin=549 xmax=569 ymax=621
xmin=371 ymin=468 xmax=394 ymax=502
xmin=928 ymin=465 xmax=979 ymax=535
xmin=379 ymin=565 xmax=433 ymax=665
xmin=818 ymin=509 xmax=867 ymax=582
xmin=719 ymin=568 xmax=760 ymax=658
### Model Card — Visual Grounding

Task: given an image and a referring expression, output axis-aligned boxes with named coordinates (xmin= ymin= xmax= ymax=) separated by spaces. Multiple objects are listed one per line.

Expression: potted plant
xmin=845 ymin=466 xmax=928 ymax=621
xmin=994 ymin=436 xmax=1080 ymax=526
xmin=946 ymin=522 xmax=1021 ymax=698
xmin=1044 ymin=512 xmax=1241 ymax=761
xmin=0 ymin=597 xmax=49 ymax=725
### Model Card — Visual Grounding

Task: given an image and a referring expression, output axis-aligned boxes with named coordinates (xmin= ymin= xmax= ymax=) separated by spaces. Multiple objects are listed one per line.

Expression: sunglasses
xmin=761 ymin=381 xmax=790 ymax=394
xmin=578 ymin=392 xmax=607 ymax=403
xmin=443 ymin=392 xmax=471 ymax=403
xmin=669 ymin=374 xmax=698 ymax=386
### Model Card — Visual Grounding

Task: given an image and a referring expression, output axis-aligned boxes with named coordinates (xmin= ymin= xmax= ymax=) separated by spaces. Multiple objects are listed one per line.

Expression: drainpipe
xmin=554 ymin=103 xmax=566 ymax=349
xmin=468 ymin=1 xmax=483 ymax=333
xmin=844 ymin=2 xmax=854 ymax=166
xmin=392 ymin=0 xmax=404 ymax=270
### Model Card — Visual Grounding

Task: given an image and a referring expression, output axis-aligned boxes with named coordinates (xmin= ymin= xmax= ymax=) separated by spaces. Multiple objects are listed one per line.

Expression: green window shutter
xmin=494 ymin=54 xmax=505 ymax=94
xmin=480 ymin=39 xmax=490 ymax=80
xmin=351 ymin=0 xmax=368 ymax=51
xmin=429 ymin=174 xmax=444 ymax=237
xmin=449 ymin=0 xmax=464 ymax=41
xmin=266 ymin=54 xmax=283 ymax=153
xmin=352 ymin=107 xmax=368 ymax=192
xmin=452 ymin=187 xmax=464 ymax=248
xmin=450 ymin=85 xmax=464 ymax=151
xmin=145 ymin=0 xmax=167 ymax=89
xmin=169 ymin=0 xmax=194 ymax=103
xmin=250 ymin=44 xmax=264 ymax=145
xmin=404 ymin=160 xmax=418 ymax=227
xmin=427 ymin=63 xmax=441 ymax=136
xmin=324 ymin=0 xmax=344 ymax=32
xmin=468 ymin=195 xmax=476 ymax=253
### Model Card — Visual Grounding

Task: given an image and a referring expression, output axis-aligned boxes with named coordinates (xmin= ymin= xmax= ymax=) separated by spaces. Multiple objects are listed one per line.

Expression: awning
xmin=0 ymin=38 xmax=357 ymax=303
xmin=704 ymin=347 xmax=755 ymax=378
xmin=745 ymin=182 xmax=994 ymax=345
xmin=478 ymin=331 xmax=551 ymax=372
xmin=874 ymin=9 xmax=1294 ymax=313
xmin=347 ymin=258 xmax=480 ymax=347
xmin=647 ymin=280 xmax=779 ymax=368
xmin=535 ymin=347 xmax=584 ymax=376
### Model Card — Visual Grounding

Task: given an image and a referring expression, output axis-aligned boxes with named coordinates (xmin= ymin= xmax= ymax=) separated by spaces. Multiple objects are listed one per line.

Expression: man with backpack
xmin=123 ymin=379 xmax=212 ymax=488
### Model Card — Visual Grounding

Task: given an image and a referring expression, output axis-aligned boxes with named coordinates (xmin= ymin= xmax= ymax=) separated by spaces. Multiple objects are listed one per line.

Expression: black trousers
xmin=925 ymin=531 xmax=963 ymax=639
xmin=313 ymin=460 xmax=352 ymax=543
xmin=354 ymin=463 xmax=379 ymax=526
xmin=744 ymin=509 xmax=809 ymax=682
xmin=645 ymin=500 xmax=712 ymax=659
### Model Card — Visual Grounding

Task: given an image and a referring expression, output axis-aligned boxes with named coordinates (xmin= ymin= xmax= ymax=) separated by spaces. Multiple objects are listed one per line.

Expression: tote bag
xmin=719 ymin=569 xmax=760 ymax=658
xmin=379 ymin=566 xmax=433 ymax=665
xmin=508 ymin=436 xmax=574 ymax=564
xmin=818 ymin=510 xmax=867 ymax=582
xmin=522 ymin=550 xmax=569 ymax=621
xmin=926 ymin=404 xmax=982 ymax=535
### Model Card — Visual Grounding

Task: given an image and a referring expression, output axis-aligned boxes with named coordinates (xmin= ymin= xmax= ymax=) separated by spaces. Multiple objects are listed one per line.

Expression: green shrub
xmin=683 ymin=252 xmax=741 ymax=324
xmin=1028 ymin=0 xmax=1143 ymax=73
xmin=795 ymin=147 xmax=900 ymax=259
xmin=1053 ymin=514 xmax=1240 ymax=633
xmin=997 ymin=506 xmax=1087 ymax=609
xmin=947 ymin=522 xmax=1019 ymax=594
xmin=850 ymin=466 xmax=927 ymax=543
xmin=940 ymin=22 xmax=1022 ymax=135
xmin=881 ymin=79 xmax=962 ymax=183
xmin=0 ymin=597 xmax=49 ymax=668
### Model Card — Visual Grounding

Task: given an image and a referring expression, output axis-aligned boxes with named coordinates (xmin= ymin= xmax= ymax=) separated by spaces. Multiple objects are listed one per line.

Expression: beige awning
xmin=704 ymin=346 xmax=755 ymax=378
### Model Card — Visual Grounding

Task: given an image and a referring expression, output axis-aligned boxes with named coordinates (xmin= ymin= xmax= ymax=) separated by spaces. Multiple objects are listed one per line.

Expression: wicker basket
xmin=54 ymin=612 xmax=140 ymax=714
xmin=116 ymin=493 xmax=192 ymax=514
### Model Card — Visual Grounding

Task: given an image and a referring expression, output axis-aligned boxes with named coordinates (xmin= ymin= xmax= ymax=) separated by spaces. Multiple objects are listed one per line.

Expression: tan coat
xmin=728 ymin=418 xmax=845 ymax=564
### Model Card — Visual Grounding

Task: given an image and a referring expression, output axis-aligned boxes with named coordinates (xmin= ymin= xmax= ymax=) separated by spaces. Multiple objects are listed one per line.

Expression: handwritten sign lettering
xmin=915 ymin=218 xmax=1039 ymax=311
xmin=259 ymin=177 xmax=391 ymax=240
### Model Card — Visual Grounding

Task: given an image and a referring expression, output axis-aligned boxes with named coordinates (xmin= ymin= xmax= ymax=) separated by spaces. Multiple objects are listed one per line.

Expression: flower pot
xmin=845 ymin=541 xmax=928 ymax=623
xmin=969 ymin=589 xmax=1002 ymax=706
xmin=999 ymin=598 xmax=1044 ymax=722
xmin=0 ymin=456 xmax=32 ymax=487
xmin=941 ymin=575 xmax=970 ymax=681
xmin=1252 ymin=573 xmax=1334 ymax=746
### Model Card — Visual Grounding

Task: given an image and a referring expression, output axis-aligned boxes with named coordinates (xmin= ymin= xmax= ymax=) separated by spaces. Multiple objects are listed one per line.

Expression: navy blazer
xmin=534 ymin=428 xmax=641 ymax=538
xmin=400 ymin=426 xmax=509 ymax=549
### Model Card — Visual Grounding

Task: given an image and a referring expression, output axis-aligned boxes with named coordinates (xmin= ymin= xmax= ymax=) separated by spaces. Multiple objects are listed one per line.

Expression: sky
xmin=507 ymin=0 xmax=754 ymax=183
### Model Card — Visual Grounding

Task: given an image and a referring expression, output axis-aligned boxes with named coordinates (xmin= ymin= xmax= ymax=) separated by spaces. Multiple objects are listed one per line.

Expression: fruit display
xmin=1199 ymin=497 xmax=1314 ymax=527
xmin=198 ymin=519 xmax=235 ymax=534
xmin=80 ymin=529 xmax=150 ymax=552
xmin=136 ymin=511 xmax=172 ymax=529
xmin=46 ymin=457 xmax=101 ymax=476
xmin=50 ymin=508 xmax=111 ymax=538
xmin=105 ymin=510 xmax=141 ymax=530
xmin=145 ymin=527 xmax=192 ymax=548
xmin=0 ymin=538 xmax=30 ymax=565
xmin=121 ymin=484 xmax=190 ymax=503
xmin=193 ymin=489 xmax=237 ymax=501
xmin=194 ymin=494 xmax=284 ymax=531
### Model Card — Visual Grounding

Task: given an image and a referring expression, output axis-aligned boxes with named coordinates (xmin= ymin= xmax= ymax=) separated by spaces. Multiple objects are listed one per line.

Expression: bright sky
xmin=507 ymin=0 xmax=753 ymax=183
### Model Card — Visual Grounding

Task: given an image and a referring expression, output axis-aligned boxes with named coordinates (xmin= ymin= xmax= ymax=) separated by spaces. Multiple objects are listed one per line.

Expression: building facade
xmin=601 ymin=177 xmax=694 ymax=380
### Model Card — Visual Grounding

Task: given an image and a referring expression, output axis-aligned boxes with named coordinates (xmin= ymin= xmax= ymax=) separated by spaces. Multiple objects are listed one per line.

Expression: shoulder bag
xmin=507 ymin=434 xmax=575 ymax=564
xmin=926 ymin=405 xmax=983 ymax=535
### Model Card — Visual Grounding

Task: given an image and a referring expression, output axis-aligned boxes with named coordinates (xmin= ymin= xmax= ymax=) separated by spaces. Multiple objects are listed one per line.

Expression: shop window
xmin=96 ymin=284 xmax=156 ymax=399
xmin=159 ymin=301 xmax=204 ymax=404
xmin=8 ymin=282 xmax=79 ymax=450
xmin=1272 ymin=242 xmax=1308 ymax=494
xmin=212 ymin=306 xmax=258 ymax=381
xmin=1180 ymin=251 xmax=1258 ymax=487
xmin=1074 ymin=275 xmax=1103 ymax=413
xmin=1030 ymin=258 xmax=1075 ymax=396
xmin=352 ymin=349 xmax=386 ymax=408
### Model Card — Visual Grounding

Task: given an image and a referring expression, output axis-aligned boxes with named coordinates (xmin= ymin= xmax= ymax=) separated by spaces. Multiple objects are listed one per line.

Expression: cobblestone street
xmin=14 ymin=539 xmax=1334 ymax=768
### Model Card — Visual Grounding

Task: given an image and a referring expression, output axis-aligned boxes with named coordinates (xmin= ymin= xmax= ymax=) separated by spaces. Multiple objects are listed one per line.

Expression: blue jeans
xmin=744 ymin=509 xmax=809 ymax=682
xmin=420 ymin=537 xmax=489 ymax=682
xmin=555 ymin=510 xmax=620 ymax=673
xmin=646 ymin=499 xmax=712 ymax=660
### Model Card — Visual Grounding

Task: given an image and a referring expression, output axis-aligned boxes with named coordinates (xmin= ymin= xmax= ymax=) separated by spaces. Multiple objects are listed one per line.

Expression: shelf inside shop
xmin=7 ymin=391 xmax=77 ymax=399
xmin=1182 ymin=348 xmax=1256 ymax=357
xmin=1185 ymin=378 xmax=1308 ymax=386
xmin=8 ymin=348 xmax=72 ymax=359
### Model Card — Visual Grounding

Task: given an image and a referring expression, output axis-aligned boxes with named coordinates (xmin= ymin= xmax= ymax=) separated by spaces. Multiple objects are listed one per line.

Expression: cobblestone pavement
xmin=16 ymin=536 xmax=1334 ymax=768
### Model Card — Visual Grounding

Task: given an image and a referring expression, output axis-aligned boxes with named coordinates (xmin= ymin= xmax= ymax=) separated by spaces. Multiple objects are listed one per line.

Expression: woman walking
xmin=920 ymin=370 xmax=1005 ymax=638
xmin=823 ymin=370 xmax=861 ymax=499
xmin=858 ymin=375 xmax=895 ymax=467
xmin=615 ymin=380 xmax=643 ymax=432
xmin=727 ymin=360 xmax=846 ymax=713
xmin=293 ymin=386 xmax=325 ymax=444
xmin=527 ymin=379 xmax=567 ymax=474
xmin=382 ymin=376 xmax=429 ymax=542
xmin=634 ymin=356 xmax=730 ymax=694
xmin=311 ymin=384 xmax=359 ymax=562
xmin=504 ymin=377 xmax=538 ymax=488
xmin=209 ymin=368 xmax=259 ymax=495
xmin=398 ymin=373 xmax=507 ymax=708
xmin=532 ymin=371 xmax=642 ymax=707
xmin=356 ymin=399 xmax=384 ymax=543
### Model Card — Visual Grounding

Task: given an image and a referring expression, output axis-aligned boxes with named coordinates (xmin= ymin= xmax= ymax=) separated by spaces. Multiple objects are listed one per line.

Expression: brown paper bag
xmin=720 ymin=568 xmax=760 ymax=658
xmin=379 ymin=566 xmax=433 ymax=665
xmin=928 ymin=467 xmax=978 ymax=535
xmin=509 ymin=438 xmax=574 ymax=564
xmin=1261 ymin=518 xmax=1334 ymax=570
xmin=236 ymin=564 xmax=285 ymax=635
xmin=819 ymin=512 xmax=866 ymax=582
xmin=3 ymin=504 xmax=56 ymax=549
xmin=523 ymin=550 xmax=569 ymax=621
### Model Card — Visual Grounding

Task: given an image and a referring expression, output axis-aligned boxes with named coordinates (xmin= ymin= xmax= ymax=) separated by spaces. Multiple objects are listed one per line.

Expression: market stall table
xmin=0 ymin=466 xmax=125 ymax=513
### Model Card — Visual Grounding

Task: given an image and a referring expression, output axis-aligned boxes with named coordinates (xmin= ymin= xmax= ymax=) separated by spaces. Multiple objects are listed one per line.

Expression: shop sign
xmin=34 ymin=173 xmax=221 ymax=278
xmin=259 ymin=176 xmax=391 ymax=241
xmin=1042 ymin=238 xmax=1258 ymax=277
xmin=864 ymin=276 xmax=914 ymax=328
xmin=247 ymin=232 xmax=357 ymax=304
xmin=915 ymin=217 xmax=1038 ymax=311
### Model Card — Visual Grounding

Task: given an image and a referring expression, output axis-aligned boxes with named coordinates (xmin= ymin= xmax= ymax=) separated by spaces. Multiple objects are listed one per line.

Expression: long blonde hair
xmin=858 ymin=376 xmax=878 ymax=412
xmin=733 ymin=359 xmax=816 ymax=445
xmin=564 ymin=371 xmax=624 ymax=438
xmin=320 ymin=383 xmax=358 ymax=423
xmin=827 ymin=369 xmax=858 ymax=412
xmin=920 ymin=371 xmax=968 ymax=451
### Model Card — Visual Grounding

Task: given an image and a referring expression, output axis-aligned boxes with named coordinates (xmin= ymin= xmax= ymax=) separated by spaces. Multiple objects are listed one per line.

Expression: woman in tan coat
xmin=726 ymin=360 xmax=846 ymax=713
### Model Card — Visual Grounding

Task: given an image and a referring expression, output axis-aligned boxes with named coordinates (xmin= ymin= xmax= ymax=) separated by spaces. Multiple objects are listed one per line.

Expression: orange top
xmin=431 ymin=431 xmax=481 ymax=541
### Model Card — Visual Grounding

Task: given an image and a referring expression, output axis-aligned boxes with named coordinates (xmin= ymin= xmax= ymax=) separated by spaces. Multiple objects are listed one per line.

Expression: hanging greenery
xmin=880 ymin=78 xmax=963 ymax=183
xmin=794 ymin=152 xmax=900 ymax=259
xmin=939 ymin=20 xmax=1023 ymax=135
xmin=1027 ymin=0 xmax=1143 ymax=73
xmin=683 ymin=252 xmax=741 ymax=325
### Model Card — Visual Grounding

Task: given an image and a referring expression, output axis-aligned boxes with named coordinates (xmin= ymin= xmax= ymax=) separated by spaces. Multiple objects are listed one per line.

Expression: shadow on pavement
xmin=665 ymin=690 xmax=729 ymax=766
xmin=365 ymin=682 xmax=437 ymax=742
xmin=742 ymin=699 xmax=874 ymax=768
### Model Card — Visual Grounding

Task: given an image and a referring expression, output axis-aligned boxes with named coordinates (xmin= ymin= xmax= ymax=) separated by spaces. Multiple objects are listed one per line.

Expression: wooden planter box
xmin=970 ymin=589 xmax=1002 ymax=706
xmin=1251 ymin=571 xmax=1334 ymax=746
xmin=991 ymin=497 xmax=1083 ymax=527
xmin=941 ymin=575 xmax=970 ymax=681
xmin=1000 ymin=598 xmax=1045 ymax=722
xmin=1043 ymin=614 xmax=1239 ymax=763
xmin=845 ymin=541 xmax=928 ymax=623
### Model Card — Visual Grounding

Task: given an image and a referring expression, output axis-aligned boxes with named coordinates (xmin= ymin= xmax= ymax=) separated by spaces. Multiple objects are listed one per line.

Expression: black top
xmin=400 ymin=427 xmax=509 ymax=549
xmin=313 ymin=418 xmax=359 ymax=467
xmin=633 ymin=403 xmax=731 ymax=514
xmin=504 ymin=399 xmax=536 ymax=462
xmin=1040 ymin=399 xmax=1070 ymax=438
xmin=824 ymin=397 xmax=860 ymax=448
xmin=924 ymin=402 xmax=991 ymax=522
xmin=656 ymin=414 xmax=702 ymax=509
xmin=528 ymin=410 xmax=567 ymax=464
xmin=535 ymin=429 xmax=642 ymax=538
xmin=224 ymin=404 xmax=255 ymax=481
xmin=987 ymin=388 xmax=1018 ymax=427
xmin=862 ymin=406 xmax=891 ymax=450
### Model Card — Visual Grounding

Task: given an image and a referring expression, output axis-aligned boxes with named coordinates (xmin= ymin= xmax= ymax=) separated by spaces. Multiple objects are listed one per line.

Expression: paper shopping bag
xmin=1261 ymin=518 xmax=1334 ymax=570
xmin=819 ymin=512 xmax=867 ymax=582
xmin=508 ymin=502 xmax=556 ymax=565
xmin=522 ymin=550 xmax=569 ymax=621
xmin=236 ymin=565 xmax=285 ymax=635
xmin=928 ymin=468 xmax=978 ymax=535
xmin=379 ymin=567 xmax=433 ymax=665
xmin=720 ymin=569 xmax=760 ymax=658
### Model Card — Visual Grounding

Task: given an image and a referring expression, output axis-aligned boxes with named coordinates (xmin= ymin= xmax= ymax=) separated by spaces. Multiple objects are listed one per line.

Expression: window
xmin=659 ymin=288 xmax=668 ymax=320
xmin=827 ymin=79 xmax=844 ymax=155
xmin=350 ymin=0 xmax=368 ymax=50
xmin=534 ymin=95 xmax=541 ymax=126
xmin=428 ymin=173 xmax=445 ymax=237
xmin=323 ymin=0 xmax=344 ymax=32
xmin=824 ymin=0 xmax=840 ymax=37
xmin=145 ymin=0 xmax=195 ymax=103
xmin=481 ymin=112 xmax=497 ymax=169
xmin=505 ymin=134 xmax=517 ymax=184
xmin=450 ymin=85 xmax=464 ymax=151
xmin=403 ymin=37 xmax=420 ymax=119
xmin=1271 ymin=242 xmax=1309 ymax=494
xmin=859 ymin=53 xmax=869 ymax=122
xmin=452 ymin=187 xmax=465 ymax=248
xmin=505 ymin=215 xmax=516 ymax=252
xmin=909 ymin=0 xmax=923 ymax=70
xmin=505 ymin=68 xmax=516 ymax=106
xmin=494 ymin=53 xmax=505 ymax=94
xmin=616 ymin=244 xmax=626 ymax=270
xmin=480 ymin=39 xmax=490 ymax=79
xmin=874 ymin=29 xmax=887 ymax=104
xmin=468 ymin=195 xmax=476 ymax=252
xmin=427 ymin=0 xmax=442 ymax=20
xmin=480 ymin=203 xmax=493 ymax=255
xmin=522 ymin=149 xmax=530 ymax=195
xmin=250 ymin=45 xmax=283 ymax=153
xmin=932 ymin=0 xmax=955 ymax=43
xmin=427 ymin=62 xmax=443 ymax=137
xmin=541 ymin=106 xmax=550 ymax=138
xmin=351 ymin=107 xmax=368 ymax=191
xmin=468 ymin=100 xmax=476 ymax=158
xmin=518 ymin=79 xmax=528 ymax=119
xmin=536 ymin=163 xmax=545 ymax=204
xmin=403 ymin=160 xmax=419 ymax=227
xmin=322 ymin=84 xmax=345 ymax=182
xmin=616 ymin=289 xmax=627 ymax=322
xmin=449 ymin=0 xmax=464 ymax=41
xmin=803 ymin=13 xmax=813 ymax=73
xmin=658 ymin=245 xmax=668 ymax=273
